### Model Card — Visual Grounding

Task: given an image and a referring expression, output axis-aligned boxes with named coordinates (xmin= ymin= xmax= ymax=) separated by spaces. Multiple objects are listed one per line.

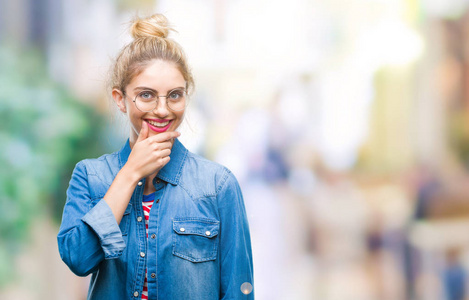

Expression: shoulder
xmin=73 ymin=150 xmax=121 ymax=185
xmin=180 ymin=151 xmax=239 ymax=197
xmin=185 ymin=151 xmax=230 ymax=178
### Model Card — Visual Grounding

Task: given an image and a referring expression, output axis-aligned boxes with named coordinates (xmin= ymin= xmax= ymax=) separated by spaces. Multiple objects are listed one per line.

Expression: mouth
xmin=145 ymin=119 xmax=173 ymax=133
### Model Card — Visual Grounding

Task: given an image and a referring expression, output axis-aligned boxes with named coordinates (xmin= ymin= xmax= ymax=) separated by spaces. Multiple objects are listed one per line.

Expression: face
xmin=112 ymin=59 xmax=186 ymax=146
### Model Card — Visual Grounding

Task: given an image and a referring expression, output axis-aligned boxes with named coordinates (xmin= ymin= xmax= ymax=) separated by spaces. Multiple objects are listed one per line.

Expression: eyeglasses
xmin=124 ymin=88 xmax=188 ymax=112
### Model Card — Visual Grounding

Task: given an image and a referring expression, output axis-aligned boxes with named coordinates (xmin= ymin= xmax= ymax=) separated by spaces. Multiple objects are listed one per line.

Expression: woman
xmin=57 ymin=14 xmax=254 ymax=300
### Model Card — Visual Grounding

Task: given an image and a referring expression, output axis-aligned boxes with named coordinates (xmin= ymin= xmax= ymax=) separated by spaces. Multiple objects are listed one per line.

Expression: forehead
xmin=128 ymin=60 xmax=185 ymax=90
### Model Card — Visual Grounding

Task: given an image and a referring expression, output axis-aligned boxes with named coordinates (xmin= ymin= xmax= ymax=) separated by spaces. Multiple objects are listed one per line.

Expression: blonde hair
xmin=110 ymin=14 xmax=194 ymax=95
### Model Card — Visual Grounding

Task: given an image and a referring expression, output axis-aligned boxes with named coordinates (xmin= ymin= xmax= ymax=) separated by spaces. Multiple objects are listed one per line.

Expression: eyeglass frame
xmin=122 ymin=87 xmax=189 ymax=112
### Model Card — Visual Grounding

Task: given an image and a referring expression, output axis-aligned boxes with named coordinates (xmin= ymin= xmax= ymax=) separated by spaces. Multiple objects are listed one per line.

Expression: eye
xmin=138 ymin=91 xmax=156 ymax=101
xmin=168 ymin=90 xmax=185 ymax=100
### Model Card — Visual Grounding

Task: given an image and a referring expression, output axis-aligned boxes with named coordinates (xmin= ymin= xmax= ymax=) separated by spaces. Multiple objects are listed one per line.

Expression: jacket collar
xmin=118 ymin=138 xmax=188 ymax=185
xmin=157 ymin=138 xmax=187 ymax=185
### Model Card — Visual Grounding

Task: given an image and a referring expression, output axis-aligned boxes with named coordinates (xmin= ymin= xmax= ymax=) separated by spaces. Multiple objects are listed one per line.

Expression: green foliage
xmin=0 ymin=45 xmax=109 ymax=286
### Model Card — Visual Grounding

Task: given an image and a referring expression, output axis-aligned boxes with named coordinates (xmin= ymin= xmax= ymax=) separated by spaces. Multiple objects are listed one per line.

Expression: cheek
xmin=128 ymin=109 xmax=144 ymax=127
xmin=175 ymin=112 xmax=185 ymax=125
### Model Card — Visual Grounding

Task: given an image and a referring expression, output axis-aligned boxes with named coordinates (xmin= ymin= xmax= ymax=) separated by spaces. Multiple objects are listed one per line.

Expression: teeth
xmin=147 ymin=120 xmax=170 ymax=127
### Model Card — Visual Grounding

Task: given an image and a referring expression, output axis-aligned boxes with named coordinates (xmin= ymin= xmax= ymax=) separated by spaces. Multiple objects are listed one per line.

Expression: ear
xmin=112 ymin=89 xmax=127 ymax=113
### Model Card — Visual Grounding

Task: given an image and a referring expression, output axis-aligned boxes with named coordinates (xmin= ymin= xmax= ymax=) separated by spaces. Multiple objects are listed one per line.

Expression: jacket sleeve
xmin=217 ymin=171 xmax=254 ymax=299
xmin=57 ymin=161 xmax=126 ymax=276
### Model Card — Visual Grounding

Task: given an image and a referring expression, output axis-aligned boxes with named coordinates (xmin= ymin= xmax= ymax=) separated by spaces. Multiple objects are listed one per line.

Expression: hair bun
xmin=130 ymin=14 xmax=173 ymax=39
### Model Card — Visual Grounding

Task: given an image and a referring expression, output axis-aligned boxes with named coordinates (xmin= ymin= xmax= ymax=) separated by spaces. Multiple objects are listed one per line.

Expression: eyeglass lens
xmin=134 ymin=89 xmax=186 ymax=112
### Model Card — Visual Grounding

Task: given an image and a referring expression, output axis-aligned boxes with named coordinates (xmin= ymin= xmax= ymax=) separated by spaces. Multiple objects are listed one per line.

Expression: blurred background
xmin=3 ymin=0 xmax=469 ymax=299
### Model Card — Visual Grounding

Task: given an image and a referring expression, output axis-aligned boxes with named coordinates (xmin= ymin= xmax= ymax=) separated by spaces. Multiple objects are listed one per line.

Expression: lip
xmin=145 ymin=119 xmax=173 ymax=133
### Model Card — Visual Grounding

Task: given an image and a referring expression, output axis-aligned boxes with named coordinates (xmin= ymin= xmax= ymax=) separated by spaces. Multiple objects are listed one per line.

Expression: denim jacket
xmin=57 ymin=139 xmax=254 ymax=299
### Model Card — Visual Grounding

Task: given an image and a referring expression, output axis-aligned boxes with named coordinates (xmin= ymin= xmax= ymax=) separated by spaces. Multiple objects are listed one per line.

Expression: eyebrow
xmin=133 ymin=86 xmax=186 ymax=93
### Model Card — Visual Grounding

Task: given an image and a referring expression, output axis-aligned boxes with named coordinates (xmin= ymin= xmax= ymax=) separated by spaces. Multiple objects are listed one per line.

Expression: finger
xmin=151 ymin=148 xmax=171 ymax=160
xmin=160 ymin=156 xmax=171 ymax=165
xmin=159 ymin=148 xmax=171 ymax=158
xmin=137 ymin=121 xmax=149 ymax=142
xmin=148 ymin=131 xmax=181 ymax=143
xmin=152 ymin=142 xmax=173 ymax=151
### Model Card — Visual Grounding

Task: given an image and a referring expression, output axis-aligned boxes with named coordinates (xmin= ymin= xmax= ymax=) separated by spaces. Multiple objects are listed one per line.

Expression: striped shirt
xmin=141 ymin=192 xmax=155 ymax=300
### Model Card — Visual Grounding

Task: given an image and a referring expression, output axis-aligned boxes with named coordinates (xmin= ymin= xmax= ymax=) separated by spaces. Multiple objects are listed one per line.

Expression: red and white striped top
xmin=141 ymin=193 xmax=155 ymax=300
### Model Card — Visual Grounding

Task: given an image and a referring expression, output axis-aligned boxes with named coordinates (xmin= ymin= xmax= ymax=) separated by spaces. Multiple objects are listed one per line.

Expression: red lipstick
xmin=145 ymin=119 xmax=172 ymax=133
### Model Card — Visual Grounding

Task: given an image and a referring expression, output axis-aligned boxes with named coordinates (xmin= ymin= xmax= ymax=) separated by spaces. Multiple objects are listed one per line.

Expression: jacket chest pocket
xmin=172 ymin=218 xmax=220 ymax=263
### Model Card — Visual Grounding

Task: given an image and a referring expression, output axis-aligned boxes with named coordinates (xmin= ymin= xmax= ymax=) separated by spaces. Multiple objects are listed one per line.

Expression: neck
xmin=129 ymin=134 xmax=137 ymax=149
xmin=143 ymin=173 xmax=157 ymax=195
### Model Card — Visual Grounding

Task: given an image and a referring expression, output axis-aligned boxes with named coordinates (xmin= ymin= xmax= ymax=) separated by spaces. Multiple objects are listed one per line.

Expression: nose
xmin=153 ymin=96 xmax=169 ymax=117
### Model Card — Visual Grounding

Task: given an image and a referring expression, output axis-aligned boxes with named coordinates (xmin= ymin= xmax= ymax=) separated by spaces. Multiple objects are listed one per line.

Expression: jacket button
xmin=180 ymin=228 xmax=185 ymax=232
xmin=137 ymin=181 xmax=143 ymax=186
xmin=133 ymin=291 xmax=139 ymax=297
xmin=151 ymin=234 xmax=156 ymax=239
xmin=151 ymin=273 xmax=156 ymax=278
xmin=137 ymin=216 xmax=143 ymax=222
xmin=140 ymin=252 xmax=145 ymax=258
xmin=205 ymin=231 xmax=211 ymax=236
xmin=241 ymin=282 xmax=253 ymax=295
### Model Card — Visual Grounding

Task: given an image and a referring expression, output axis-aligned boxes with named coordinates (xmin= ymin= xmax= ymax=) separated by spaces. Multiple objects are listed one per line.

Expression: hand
xmin=125 ymin=122 xmax=180 ymax=179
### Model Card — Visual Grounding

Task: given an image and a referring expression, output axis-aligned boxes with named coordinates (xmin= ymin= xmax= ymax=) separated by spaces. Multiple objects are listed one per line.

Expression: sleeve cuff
xmin=81 ymin=199 xmax=126 ymax=259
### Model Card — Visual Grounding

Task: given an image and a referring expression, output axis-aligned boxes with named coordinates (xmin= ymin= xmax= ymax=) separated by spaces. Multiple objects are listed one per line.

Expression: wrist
xmin=118 ymin=164 xmax=142 ymax=186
